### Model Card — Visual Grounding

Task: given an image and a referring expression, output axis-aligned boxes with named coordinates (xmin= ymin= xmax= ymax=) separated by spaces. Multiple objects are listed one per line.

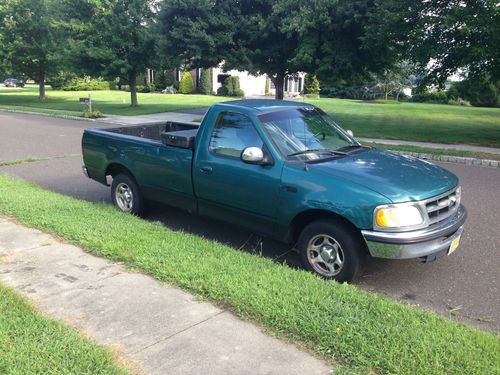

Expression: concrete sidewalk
xmin=0 ymin=218 xmax=332 ymax=375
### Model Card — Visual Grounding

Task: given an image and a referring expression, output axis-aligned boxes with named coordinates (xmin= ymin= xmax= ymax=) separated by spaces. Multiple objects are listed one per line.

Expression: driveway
xmin=1 ymin=111 xmax=498 ymax=332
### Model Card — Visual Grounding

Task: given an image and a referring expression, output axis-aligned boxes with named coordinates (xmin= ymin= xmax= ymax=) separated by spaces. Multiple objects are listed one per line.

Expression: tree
xmin=304 ymin=74 xmax=320 ymax=97
xmin=158 ymin=0 xmax=392 ymax=100
xmin=366 ymin=0 xmax=500 ymax=86
xmin=0 ymin=0 xmax=61 ymax=99
xmin=157 ymin=0 xmax=301 ymax=99
xmin=199 ymin=69 xmax=212 ymax=95
xmin=60 ymin=0 xmax=157 ymax=107
xmin=372 ymin=61 xmax=416 ymax=100
xmin=280 ymin=0 xmax=395 ymax=86
xmin=179 ymin=71 xmax=195 ymax=94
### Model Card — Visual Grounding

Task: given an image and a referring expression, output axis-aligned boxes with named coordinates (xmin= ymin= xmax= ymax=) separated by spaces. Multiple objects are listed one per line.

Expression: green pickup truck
xmin=82 ymin=100 xmax=466 ymax=282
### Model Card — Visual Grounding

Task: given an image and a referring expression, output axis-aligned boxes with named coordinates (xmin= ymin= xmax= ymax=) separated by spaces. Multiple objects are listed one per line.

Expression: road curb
xmin=391 ymin=150 xmax=499 ymax=168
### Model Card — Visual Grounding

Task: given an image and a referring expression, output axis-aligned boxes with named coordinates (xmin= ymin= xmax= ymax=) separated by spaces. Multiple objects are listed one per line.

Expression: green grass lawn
xmin=0 ymin=175 xmax=498 ymax=375
xmin=0 ymin=85 xmax=230 ymax=115
xmin=1 ymin=85 xmax=499 ymax=147
xmin=306 ymin=98 xmax=500 ymax=147
xmin=0 ymin=283 xmax=128 ymax=375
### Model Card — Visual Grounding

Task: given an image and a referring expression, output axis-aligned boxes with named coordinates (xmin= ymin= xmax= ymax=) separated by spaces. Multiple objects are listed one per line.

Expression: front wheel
xmin=297 ymin=219 xmax=366 ymax=282
xmin=111 ymin=173 xmax=143 ymax=215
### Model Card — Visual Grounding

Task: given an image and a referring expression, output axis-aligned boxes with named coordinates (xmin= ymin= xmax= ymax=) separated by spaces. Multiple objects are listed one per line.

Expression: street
xmin=1 ymin=111 xmax=498 ymax=332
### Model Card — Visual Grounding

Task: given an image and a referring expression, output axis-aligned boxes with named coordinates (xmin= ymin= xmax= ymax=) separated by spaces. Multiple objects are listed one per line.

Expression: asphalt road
xmin=1 ymin=111 xmax=499 ymax=332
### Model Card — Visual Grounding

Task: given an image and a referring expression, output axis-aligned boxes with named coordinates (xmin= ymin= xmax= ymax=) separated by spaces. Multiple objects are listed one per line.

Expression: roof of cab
xmin=214 ymin=99 xmax=315 ymax=114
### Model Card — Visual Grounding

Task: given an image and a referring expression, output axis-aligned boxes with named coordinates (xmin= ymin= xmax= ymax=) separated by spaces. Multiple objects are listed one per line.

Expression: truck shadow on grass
xmin=144 ymin=202 xmax=303 ymax=269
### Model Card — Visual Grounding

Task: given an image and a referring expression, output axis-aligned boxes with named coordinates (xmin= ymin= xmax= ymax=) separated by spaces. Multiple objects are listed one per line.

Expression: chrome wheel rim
xmin=115 ymin=182 xmax=134 ymax=212
xmin=307 ymin=234 xmax=345 ymax=277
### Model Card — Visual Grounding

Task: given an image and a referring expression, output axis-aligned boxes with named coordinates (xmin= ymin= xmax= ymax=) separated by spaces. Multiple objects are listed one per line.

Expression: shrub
xmin=199 ymin=69 xmax=212 ymax=95
xmin=448 ymin=98 xmax=471 ymax=106
xmin=265 ymin=79 xmax=270 ymax=95
xmin=411 ymin=90 xmax=448 ymax=104
xmin=217 ymin=86 xmax=228 ymax=96
xmin=48 ymin=72 xmax=78 ymax=90
xmin=179 ymin=71 xmax=195 ymax=94
xmin=304 ymin=74 xmax=320 ymax=96
xmin=233 ymin=88 xmax=245 ymax=97
xmin=82 ymin=110 xmax=103 ymax=118
xmin=59 ymin=77 xmax=112 ymax=91
xmin=449 ymin=75 xmax=499 ymax=107
xmin=217 ymin=75 xmax=244 ymax=97
xmin=155 ymin=69 xmax=174 ymax=91
xmin=162 ymin=86 xmax=177 ymax=94
xmin=139 ymin=83 xmax=156 ymax=93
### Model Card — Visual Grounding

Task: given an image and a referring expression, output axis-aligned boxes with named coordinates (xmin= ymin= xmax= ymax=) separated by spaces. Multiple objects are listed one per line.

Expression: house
xmin=146 ymin=66 xmax=305 ymax=97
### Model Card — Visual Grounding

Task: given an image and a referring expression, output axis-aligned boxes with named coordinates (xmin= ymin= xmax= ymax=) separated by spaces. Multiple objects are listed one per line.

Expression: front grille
xmin=425 ymin=188 xmax=460 ymax=225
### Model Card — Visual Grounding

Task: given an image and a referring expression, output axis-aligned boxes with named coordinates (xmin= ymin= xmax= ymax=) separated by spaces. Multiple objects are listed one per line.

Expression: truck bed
xmin=103 ymin=121 xmax=200 ymax=145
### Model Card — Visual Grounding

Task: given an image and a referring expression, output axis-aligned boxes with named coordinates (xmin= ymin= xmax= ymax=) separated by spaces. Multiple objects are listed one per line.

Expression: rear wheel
xmin=297 ymin=219 xmax=366 ymax=282
xmin=111 ymin=173 xmax=143 ymax=215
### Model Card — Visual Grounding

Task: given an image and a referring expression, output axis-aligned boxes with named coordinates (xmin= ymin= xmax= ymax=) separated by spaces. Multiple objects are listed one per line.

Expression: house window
xmin=217 ymin=74 xmax=230 ymax=84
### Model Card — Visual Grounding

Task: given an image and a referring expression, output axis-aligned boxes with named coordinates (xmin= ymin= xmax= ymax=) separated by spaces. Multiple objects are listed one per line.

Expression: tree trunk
xmin=274 ymin=72 xmax=285 ymax=100
xmin=38 ymin=69 xmax=46 ymax=100
xmin=396 ymin=90 xmax=401 ymax=101
xmin=129 ymin=72 xmax=138 ymax=107
xmin=384 ymin=87 xmax=388 ymax=101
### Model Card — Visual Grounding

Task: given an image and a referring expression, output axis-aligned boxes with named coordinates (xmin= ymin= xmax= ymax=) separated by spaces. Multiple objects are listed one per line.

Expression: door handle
xmin=199 ymin=166 xmax=213 ymax=174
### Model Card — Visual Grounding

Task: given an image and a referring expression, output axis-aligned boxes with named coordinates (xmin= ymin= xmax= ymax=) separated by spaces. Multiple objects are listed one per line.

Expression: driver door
xmin=193 ymin=111 xmax=282 ymax=236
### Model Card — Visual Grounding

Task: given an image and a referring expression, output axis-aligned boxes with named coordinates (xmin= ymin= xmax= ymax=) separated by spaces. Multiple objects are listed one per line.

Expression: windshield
xmin=258 ymin=107 xmax=360 ymax=161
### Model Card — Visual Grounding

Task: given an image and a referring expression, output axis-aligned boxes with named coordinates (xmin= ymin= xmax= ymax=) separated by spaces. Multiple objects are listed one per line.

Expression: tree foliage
xmin=367 ymin=0 xmax=500 ymax=85
xmin=157 ymin=0 xmax=392 ymax=100
xmin=0 ymin=0 xmax=61 ymax=99
xmin=59 ymin=0 xmax=158 ymax=106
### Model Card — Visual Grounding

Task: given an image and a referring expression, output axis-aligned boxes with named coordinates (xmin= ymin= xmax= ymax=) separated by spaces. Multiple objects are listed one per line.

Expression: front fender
xmin=277 ymin=163 xmax=391 ymax=231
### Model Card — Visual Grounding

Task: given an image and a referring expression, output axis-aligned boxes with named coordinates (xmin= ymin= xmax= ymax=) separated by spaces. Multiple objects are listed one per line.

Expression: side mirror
xmin=346 ymin=130 xmax=354 ymax=137
xmin=241 ymin=147 xmax=265 ymax=164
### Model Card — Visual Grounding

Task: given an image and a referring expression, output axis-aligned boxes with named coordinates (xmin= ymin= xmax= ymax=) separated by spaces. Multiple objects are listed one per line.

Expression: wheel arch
xmin=290 ymin=209 xmax=364 ymax=245
xmin=105 ymin=162 xmax=135 ymax=180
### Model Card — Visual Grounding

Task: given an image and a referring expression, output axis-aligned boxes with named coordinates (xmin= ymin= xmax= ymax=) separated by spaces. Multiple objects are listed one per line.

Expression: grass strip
xmin=0 ymin=104 xmax=83 ymax=118
xmin=0 ymin=175 xmax=498 ymax=374
xmin=0 ymin=156 xmax=51 ymax=167
xmin=0 ymin=154 xmax=81 ymax=167
xmin=0 ymin=282 xmax=129 ymax=375
xmin=364 ymin=142 xmax=500 ymax=162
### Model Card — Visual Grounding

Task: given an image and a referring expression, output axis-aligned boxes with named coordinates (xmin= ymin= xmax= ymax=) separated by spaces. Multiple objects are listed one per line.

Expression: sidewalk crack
xmin=132 ymin=310 xmax=225 ymax=354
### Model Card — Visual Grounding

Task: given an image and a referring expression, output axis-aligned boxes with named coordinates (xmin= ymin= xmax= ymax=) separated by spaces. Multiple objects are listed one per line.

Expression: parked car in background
xmin=82 ymin=100 xmax=467 ymax=282
xmin=3 ymin=78 xmax=25 ymax=87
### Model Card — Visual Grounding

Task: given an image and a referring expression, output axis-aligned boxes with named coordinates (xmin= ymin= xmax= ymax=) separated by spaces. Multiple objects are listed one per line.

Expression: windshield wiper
xmin=337 ymin=145 xmax=372 ymax=154
xmin=287 ymin=148 xmax=347 ymax=157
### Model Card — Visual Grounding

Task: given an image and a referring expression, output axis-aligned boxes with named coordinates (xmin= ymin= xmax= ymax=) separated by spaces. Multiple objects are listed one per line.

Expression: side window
xmin=209 ymin=112 xmax=263 ymax=158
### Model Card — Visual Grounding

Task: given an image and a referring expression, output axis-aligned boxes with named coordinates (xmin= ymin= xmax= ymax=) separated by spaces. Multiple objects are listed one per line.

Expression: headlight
xmin=374 ymin=203 xmax=424 ymax=230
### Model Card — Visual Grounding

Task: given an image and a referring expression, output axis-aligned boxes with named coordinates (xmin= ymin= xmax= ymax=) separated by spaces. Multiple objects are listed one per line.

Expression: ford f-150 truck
xmin=82 ymin=100 xmax=467 ymax=282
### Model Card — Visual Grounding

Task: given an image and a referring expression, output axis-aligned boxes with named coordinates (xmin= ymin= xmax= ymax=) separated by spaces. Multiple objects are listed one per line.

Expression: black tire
xmin=111 ymin=173 xmax=143 ymax=215
xmin=297 ymin=219 xmax=366 ymax=282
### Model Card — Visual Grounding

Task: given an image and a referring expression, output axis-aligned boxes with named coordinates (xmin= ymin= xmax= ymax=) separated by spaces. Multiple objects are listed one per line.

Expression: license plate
xmin=448 ymin=235 xmax=461 ymax=255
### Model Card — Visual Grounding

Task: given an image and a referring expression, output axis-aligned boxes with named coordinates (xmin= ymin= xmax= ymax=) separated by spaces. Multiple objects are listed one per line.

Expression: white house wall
xmin=212 ymin=68 xmax=268 ymax=96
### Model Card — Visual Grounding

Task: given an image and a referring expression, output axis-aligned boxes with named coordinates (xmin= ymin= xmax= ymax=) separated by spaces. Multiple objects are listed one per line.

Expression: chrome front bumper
xmin=362 ymin=205 xmax=467 ymax=259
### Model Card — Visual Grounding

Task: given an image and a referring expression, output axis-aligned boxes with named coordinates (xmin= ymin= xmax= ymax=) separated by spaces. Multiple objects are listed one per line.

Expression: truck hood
xmin=310 ymin=149 xmax=458 ymax=202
